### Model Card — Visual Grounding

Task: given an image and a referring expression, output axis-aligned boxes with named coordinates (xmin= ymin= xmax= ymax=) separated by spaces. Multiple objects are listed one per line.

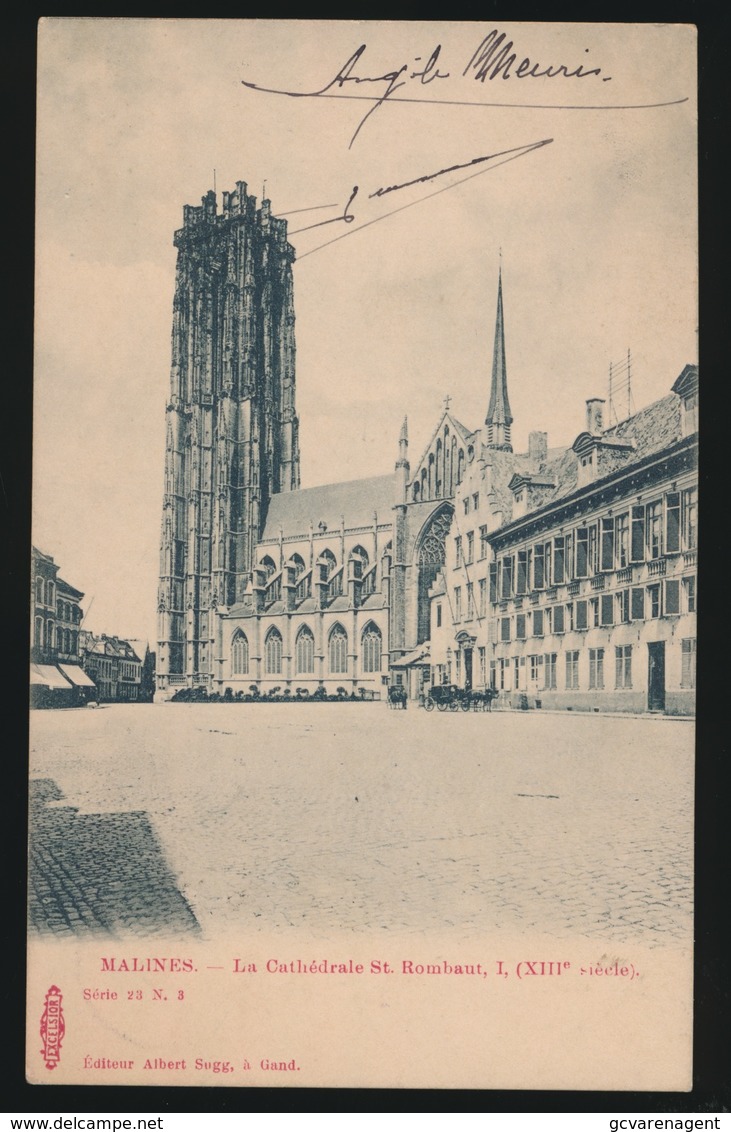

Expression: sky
xmin=33 ymin=19 xmax=697 ymax=647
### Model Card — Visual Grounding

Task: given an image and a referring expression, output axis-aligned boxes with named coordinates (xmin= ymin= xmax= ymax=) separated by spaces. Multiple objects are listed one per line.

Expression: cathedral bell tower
xmin=157 ymin=182 xmax=300 ymax=692
xmin=485 ymin=265 xmax=514 ymax=451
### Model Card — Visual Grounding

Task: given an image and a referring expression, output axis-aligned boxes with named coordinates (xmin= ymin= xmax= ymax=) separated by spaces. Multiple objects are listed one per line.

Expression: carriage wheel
xmin=460 ymin=697 xmax=470 ymax=711
xmin=437 ymin=701 xmax=448 ymax=712
xmin=424 ymin=697 xmax=435 ymax=712
xmin=449 ymin=700 xmax=459 ymax=711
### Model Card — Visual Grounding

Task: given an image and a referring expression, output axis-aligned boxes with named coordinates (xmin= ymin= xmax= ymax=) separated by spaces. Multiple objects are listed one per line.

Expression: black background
xmin=3 ymin=5 xmax=727 ymax=1116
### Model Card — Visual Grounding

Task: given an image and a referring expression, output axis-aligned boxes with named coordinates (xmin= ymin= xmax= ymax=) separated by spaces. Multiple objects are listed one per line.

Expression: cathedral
xmin=157 ymin=181 xmax=697 ymax=713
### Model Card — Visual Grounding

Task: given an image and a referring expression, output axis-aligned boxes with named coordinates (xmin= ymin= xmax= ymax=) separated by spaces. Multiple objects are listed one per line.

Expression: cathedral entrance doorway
xmin=455 ymin=630 xmax=476 ymax=690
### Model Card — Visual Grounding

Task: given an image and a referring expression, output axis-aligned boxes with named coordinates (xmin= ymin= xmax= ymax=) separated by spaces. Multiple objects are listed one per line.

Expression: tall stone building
xmin=157 ymin=183 xmax=300 ymax=692
xmin=156 ymin=178 xmax=696 ymax=713
xmin=30 ymin=547 xmax=96 ymax=707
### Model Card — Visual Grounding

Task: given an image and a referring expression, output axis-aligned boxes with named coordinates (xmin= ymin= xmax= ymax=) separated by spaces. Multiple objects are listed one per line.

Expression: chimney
xmin=585 ymin=398 xmax=605 ymax=436
xmin=528 ymin=431 xmax=548 ymax=464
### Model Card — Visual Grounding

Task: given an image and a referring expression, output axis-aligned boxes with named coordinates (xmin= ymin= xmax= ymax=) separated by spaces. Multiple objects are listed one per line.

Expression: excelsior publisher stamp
xmin=39 ymin=985 xmax=65 ymax=1070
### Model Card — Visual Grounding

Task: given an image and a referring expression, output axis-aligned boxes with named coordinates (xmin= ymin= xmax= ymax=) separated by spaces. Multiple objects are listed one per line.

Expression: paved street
xmin=28 ymin=704 xmax=694 ymax=944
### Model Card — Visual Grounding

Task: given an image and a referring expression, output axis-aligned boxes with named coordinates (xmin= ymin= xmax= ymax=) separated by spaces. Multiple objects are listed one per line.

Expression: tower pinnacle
xmin=396 ymin=415 xmax=410 ymax=505
xmin=485 ymin=265 xmax=513 ymax=451
xmin=396 ymin=416 xmax=409 ymax=467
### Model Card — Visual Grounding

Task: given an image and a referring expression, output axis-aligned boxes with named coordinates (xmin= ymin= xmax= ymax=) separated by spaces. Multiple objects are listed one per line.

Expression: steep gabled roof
xmin=489 ymin=390 xmax=687 ymax=537
xmin=57 ymin=576 xmax=84 ymax=600
xmin=603 ymin=392 xmax=680 ymax=453
xmin=410 ymin=409 xmax=475 ymax=486
xmin=261 ymin=474 xmax=397 ymax=540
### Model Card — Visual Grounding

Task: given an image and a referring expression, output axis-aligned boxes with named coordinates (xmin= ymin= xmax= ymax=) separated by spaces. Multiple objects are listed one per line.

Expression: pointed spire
xmin=485 ymin=264 xmax=513 ymax=451
xmin=399 ymin=415 xmax=408 ymax=444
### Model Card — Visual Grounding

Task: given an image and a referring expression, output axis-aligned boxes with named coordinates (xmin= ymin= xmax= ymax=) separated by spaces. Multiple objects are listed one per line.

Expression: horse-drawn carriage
xmin=387 ymin=684 xmax=408 ymax=709
xmin=423 ymin=684 xmax=498 ymax=712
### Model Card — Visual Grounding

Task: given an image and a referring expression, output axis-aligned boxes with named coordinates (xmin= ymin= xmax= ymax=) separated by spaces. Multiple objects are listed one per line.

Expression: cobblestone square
xmin=28 ymin=704 xmax=694 ymax=944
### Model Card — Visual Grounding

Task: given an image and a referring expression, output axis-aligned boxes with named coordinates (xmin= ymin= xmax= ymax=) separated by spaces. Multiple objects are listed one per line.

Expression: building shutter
xmin=600 ymin=518 xmax=615 ymax=571
xmin=664 ymin=579 xmax=680 ymax=615
xmin=665 ymin=492 xmax=681 ymax=554
xmin=600 ymin=593 xmax=614 ymax=625
xmin=631 ymin=506 xmax=645 ymax=562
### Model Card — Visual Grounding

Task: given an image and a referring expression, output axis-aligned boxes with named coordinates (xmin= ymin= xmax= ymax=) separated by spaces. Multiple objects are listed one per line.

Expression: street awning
xmin=30 ymin=664 xmax=73 ymax=690
xmin=59 ymin=664 xmax=96 ymax=688
xmin=391 ymin=645 xmax=431 ymax=668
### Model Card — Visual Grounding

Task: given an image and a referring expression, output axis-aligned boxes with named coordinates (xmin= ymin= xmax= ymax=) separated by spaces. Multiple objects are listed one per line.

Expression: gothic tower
xmin=485 ymin=266 xmax=513 ymax=451
xmin=157 ymin=181 xmax=300 ymax=692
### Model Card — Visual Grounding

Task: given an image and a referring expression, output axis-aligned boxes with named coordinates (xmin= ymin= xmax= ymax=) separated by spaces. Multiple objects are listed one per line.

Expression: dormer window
xmin=508 ymin=472 xmax=556 ymax=516
xmin=671 ymin=364 xmax=699 ymax=437
xmin=575 ymin=444 xmax=598 ymax=487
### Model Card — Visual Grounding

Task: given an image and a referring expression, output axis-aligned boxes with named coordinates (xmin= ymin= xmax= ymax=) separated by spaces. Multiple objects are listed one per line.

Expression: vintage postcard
xmin=29 ymin=19 xmax=697 ymax=1089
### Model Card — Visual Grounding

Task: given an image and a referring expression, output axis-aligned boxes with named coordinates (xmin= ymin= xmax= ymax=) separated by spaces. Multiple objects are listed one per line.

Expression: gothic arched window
xmin=349 ymin=546 xmax=368 ymax=581
xmin=295 ymin=626 xmax=315 ymax=673
xmin=328 ymin=624 xmax=348 ymax=674
xmin=457 ymin=448 xmax=465 ymax=485
xmin=289 ymin=553 xmax=306 ymax=579
xmin=361 ymin=622 xmax=382 ymax=674
xmin=231 ymin=630 xmax=249 ymax=674
xmin=265 ymin=628 xmax=283 ymax=675
xmin=319 ymin=548 xmax=337 ymax=575
xmin=416 ymin=504 xmax=454 ymax=644
xmin=260 ymin=555 xmax=277 ymax=579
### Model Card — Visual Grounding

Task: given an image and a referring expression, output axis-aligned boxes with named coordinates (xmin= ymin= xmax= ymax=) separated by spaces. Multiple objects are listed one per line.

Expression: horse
xmin=388 ymin=685 xmax=408 ymax=710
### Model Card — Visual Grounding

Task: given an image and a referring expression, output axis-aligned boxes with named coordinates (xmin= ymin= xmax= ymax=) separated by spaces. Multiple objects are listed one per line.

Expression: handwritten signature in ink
xmin=286 ymin=137 xmax=553 ymax=248
xmin=241 ymin=29 xmax=686 ymax=150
